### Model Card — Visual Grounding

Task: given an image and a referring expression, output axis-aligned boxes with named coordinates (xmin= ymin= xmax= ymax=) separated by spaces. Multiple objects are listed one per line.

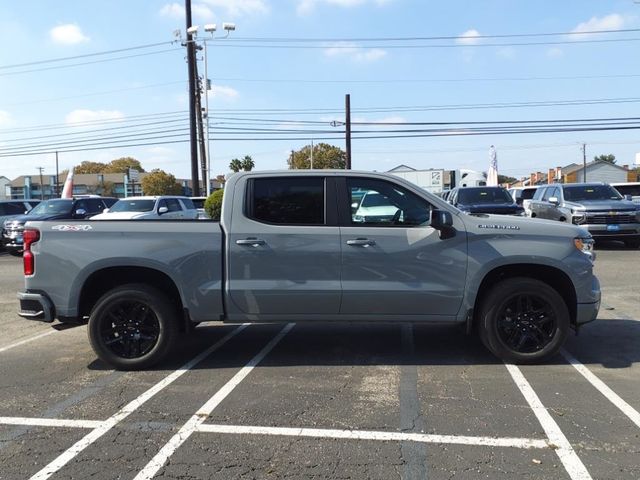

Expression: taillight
xmin=23 ymin=229 xmax=40 ymax=276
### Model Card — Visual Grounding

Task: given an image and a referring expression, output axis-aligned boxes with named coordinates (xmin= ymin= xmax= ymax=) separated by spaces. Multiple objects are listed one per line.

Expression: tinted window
xmin=532 ymin=187 xmax=546 ymax=200
xmin=542 ymin=187 xmax=558 ymax=201
xmin=181 ymin=198 xmax=196 ymax=209
xmin=521 ymin=188 xmax=538 ymax=200
xmin=166 ymin=198 xmax=182 ymax=212
xmin=456 ymin=187 xmax=513 ymax=205
xmin=86 ymin=199 xmax=104 ymax=214
xmin=348 ymin=178 xmax=431 ymax=226
xmin=614 ymin=184 xmax=640 ymax=196
xmin=563 ymin=185 xmax=622 ymax=201
xmin=110 ymin=200 xmax=155 ymax=212
xmin=250 ymin=177 xmax=324 ymax=225
xmin=29 ymin=200 xmax=73 ymax=215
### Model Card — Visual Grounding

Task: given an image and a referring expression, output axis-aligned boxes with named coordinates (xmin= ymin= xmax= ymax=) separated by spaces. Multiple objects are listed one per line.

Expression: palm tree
xmin=241 ymin=155 xmax=255 ymax=171
xmin=229 ymin=158 xmax=243 ymax=172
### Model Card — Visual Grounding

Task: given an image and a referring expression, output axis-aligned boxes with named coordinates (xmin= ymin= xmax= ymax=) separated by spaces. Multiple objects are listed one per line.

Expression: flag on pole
xmin=61 ymin=168 xmax=74 ymax=198
xmin=487 ymin=145 xmax=498 ymax=186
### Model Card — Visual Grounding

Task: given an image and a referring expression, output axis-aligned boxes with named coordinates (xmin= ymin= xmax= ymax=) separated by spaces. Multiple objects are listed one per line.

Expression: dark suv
xmin=448 ymin=186 xmax=525 ymax=216
xmin=3 ymin=197 xmax=117 ymax=256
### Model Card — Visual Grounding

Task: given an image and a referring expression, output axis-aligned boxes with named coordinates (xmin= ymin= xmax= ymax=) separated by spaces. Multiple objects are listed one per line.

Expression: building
xmin=561 ymin=160 xmax=632 ymax=184
xmin=0 ymin=176 xmax=11 ymax=199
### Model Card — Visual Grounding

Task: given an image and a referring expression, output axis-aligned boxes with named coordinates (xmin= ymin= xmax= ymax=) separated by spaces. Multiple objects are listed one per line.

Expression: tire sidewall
xmin=88 ymin=284 xmax=177 ymax=370
xmin=480 ymin=278 xmax=569 ymax=364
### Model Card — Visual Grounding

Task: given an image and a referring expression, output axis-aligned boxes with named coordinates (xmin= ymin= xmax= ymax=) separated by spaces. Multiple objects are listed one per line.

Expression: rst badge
xmin=51 ymin=225 xmax=93 ymax=232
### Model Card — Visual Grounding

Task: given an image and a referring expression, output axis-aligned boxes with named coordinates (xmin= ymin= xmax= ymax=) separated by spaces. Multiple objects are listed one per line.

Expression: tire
xmin=8 ymin=250 xmax=23 ymax=257
xmin=623 ymin=239 xmax=640 ymax=249
xmin=478 ymin=277 xmax=569 ymax=364
xmin=88 ymin=284 xmax=178 ymax=371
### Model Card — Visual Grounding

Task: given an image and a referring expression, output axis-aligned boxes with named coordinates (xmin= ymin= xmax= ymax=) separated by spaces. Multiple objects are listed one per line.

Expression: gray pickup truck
xmin=17 ymin=171 xmax=600 ymax=370
xmin=528 ymin=182 xmax=640 ymax=248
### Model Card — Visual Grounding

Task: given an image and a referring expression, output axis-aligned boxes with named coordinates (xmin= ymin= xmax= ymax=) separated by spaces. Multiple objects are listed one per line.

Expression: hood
xmin=564 ymin=199 xmax=637 ymax=212
xmin=458 ymin=203 xmax=523 ymax=215
xmin=4 ymin=213 xmax=71 ymax=225
xmin=461 ymin=212 xmax=590 ymax=239
xmin=91 ymin=211 xmax=151 ymax=220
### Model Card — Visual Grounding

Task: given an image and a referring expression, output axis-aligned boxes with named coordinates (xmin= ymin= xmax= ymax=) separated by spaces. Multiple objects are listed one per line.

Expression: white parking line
xmin=28 ymin=323 xmax=249 ymax=480
xmin=561 ymin=349 xmax=640 ymax=429
xmin=0 ymin=416 xmax=102 ymax=429
xmin=133 ymin=322 xmax=294 ymax=480
xmin=0 ymin=330 xmax=56 ymax=353
xmin=505 ymin=363 xmax=592 ymax=480
xmin=195 ymin=424 xmax=550 ymax=449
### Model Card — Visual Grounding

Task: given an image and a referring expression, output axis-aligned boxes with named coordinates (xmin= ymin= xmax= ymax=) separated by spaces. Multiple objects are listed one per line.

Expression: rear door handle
xmin=346 ymin=238 xmax=376 ymax=247
xmin=236 ymin=238 xmax=266 ymax=247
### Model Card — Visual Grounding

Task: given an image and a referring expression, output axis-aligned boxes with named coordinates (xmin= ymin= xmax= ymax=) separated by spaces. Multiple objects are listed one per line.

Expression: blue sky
xmin=1 ymin=0 xmax=639 ymax=182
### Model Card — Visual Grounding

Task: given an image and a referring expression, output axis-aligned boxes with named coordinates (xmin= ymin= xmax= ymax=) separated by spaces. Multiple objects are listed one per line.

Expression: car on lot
xmin=448 ymin=186 xmax=525 ymax=216
xmin=528 ymin=182 xmax=640 ymax=248
xmin=91 ymin=196 xmax=199 ymax=220
xmin=611 ymin=182 xmax=640 ymax=205
xmin=352 ymin=190 xmax=401 ymax=223
xmin=0 ymin=200 xmax=40 ymax=227
xmin=508 ymin=186 xmax=539 ymax=216
xmin=2 ymin=197 xmax=117 ymax=256
xmin=190 ymin=196 xmax=209 ymax=219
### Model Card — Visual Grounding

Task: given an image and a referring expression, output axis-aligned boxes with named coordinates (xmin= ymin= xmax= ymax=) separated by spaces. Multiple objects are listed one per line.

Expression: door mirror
xmin=429 ymin=209 xmax=453 ymax=230
xmin=351 ymin=202 xmax=358 ymax=210
xmin=158 ymin=206 xmax=169 ymax=215
xmin=103 ymin=208 xmax=110 ymax=214
xmin=624 ymin=194 xmax=633 ymax=201
xmin=74 ymin=208 xmax=87 ymax=218
xmin=548 ymin=196 xmax=559 ymax=205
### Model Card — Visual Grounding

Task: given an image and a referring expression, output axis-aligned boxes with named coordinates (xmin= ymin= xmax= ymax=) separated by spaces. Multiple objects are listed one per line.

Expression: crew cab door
xmin=338 ymin=177 xmax=467 ymax=317
xmin=227 ymin=176 xmax=341 ymax=315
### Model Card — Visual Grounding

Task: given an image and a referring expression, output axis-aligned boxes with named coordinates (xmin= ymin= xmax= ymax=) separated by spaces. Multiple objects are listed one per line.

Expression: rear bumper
xmin=17 ymin=291 xmax=55 ymax=322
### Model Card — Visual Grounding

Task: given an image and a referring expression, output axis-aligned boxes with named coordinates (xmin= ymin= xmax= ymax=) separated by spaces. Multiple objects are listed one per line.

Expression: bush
xmin=204 ymin=189 xmax=224 ymax=220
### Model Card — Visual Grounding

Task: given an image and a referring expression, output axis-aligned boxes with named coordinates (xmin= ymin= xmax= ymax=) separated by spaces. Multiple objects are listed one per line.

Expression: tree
xmin=103 ymin=157 xmax=146 ymax=173
xmin=241 ymin=155 xmax=255 ymax=171
xmin=594 ymin=154 xmax=616 ymax=164
xmin=288 ymin=143 xmax=346 ymax=169
xmin=75 ymin=161 xmax=108 ymax=174
xmin=141 ymin=169 xmax=182 ymax=195
xmin=204 ymin=189 xmax=224 ymax=220
xmin=498 ymin=174 xmax=517 ymax=185
xmin=229 ymin=158 xmax=243 ymax=172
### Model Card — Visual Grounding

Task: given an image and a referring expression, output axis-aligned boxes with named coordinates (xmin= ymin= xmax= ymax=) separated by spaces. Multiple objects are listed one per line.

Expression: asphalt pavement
xmin=0 ymin=243 xmax=638 ymax=480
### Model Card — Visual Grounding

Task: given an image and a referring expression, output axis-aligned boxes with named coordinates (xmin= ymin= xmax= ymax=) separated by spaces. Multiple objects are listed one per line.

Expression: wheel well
xmin=78 ymin=267 xmax=185 ymax=324
xmin=473 ymin=264 xmax=577 ymax=325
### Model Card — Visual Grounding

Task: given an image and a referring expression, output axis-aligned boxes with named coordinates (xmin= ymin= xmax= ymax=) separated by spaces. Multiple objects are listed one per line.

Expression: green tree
xmin=141 ymin=169 xmax=182 ymax=195
xmin=498 ymin=174 xmax=517 ymax=185
xmin=204 ymin=189 xmax=224 ymax=220
xmin=288 ymin=143 xmax=346 ymax=169
xmin=241 ymin=155 xmax=255 ymax=171
xmin=75 ymin=161 xmax=108 ymax=174
xmin=229 ymin=158 xmax=243 ymax=172
xmin=103 ymin=157 xmax=146 ymax=173
xmin=594 ymin=154 xmax=616 ymax=164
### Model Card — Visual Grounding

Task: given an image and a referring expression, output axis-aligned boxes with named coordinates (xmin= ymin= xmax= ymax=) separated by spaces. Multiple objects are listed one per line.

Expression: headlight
xmin=572 ymin=211 xmax=586 ymax=225
xmin=353 ymin=215 xmax=364 ymax=223
xmin=574 ymin=237 xmax=595 ymax=261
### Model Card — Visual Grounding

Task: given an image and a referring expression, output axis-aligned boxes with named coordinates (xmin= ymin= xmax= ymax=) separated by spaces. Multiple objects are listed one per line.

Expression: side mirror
xmin=624 ymin=194 xmax=633 ymax=201
xmin=429 ymin=209 xmax=453 ymax=230
xmin=548 ymin=196 xmax=559 ymax=205
xmin=351 ymin=202 xmax=358 ymax=209
xmin=74 ymin=208 xmax=87 ymax=218
xmin=158 ymin=206 xmax=169 ymax=215
xmin=103 ymin=208 xmax=110 ymax=214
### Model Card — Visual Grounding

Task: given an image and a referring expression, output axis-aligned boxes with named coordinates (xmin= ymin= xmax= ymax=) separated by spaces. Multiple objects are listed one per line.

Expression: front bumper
xmin=17 ymin=291 xmax=55 ymax=322
xmin=575 ymin=276 xmax=601 ymax=325
xmin=581 ymin=222 xmax=640 ymax=240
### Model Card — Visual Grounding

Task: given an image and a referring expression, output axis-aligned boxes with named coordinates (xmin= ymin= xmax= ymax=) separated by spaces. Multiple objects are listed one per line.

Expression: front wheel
xmin=88 ymin=284 xmax=178 ymax=370
xmin=478 ymin=278 xmax=569 ymax=364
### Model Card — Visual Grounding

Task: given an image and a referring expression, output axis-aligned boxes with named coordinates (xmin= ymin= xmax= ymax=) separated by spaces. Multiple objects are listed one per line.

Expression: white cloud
xmin=324 ymin=42 xmax=387 ymax=62
xmin=160 ymin=2 xmax=214 ymax=20
xmin=297 ymin=0 xmax=392 ymax=16
xmin=456 ymin=29 xmax=481 ymax=45
xmin=547 ymin=47 xmax=563 ymax=58
xmin=65 ymin=109 xmax=124 ymax=126
xmin=208 ymin=84 xmax=239 ymax=100
xmin=571 ymin=13 xmax=630 ymax=35
xmin=50 ymin=24 xmax=90 ymax=45
xmin=160 ymin=3 xmax=184 ymax=18
xmin=0 ymin=110 xmax=12 ymax=127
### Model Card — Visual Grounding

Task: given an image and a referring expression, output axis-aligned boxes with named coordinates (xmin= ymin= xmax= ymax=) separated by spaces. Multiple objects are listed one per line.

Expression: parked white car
xmin=352 ymin=191 xmax=400 ymax=223
xmin=91 ymin=196 xmax=199 ymax=220
xmin=507 ymin=186 xmax=540 ymax=217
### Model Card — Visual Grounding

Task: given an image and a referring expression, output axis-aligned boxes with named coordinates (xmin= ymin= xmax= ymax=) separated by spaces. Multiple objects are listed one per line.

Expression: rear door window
xmin=166 ymin=198 xmax=182 ymax=212
xmin=248 ymin=177 xmax=325 ymax=225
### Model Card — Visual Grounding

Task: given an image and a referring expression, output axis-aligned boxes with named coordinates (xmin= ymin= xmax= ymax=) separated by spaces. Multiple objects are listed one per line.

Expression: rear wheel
xmin=478 ymin=278 xmax=569 ymax=363
xmin=88 ymin=284 xmax=178 ymax=370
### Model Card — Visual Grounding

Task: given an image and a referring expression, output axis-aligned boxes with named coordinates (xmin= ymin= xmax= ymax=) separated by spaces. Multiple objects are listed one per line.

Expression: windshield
xmin=457 ymin=187 xmax=513 ymax=205
xmin=361 ymin=192 xmax=394 ymax=208
xmin=28 ymin=200 xmax=73 ymax=215
xmin=563 ymin=185 xmax=622 ymax=201
xmin=109 ymin=199 xmax=155 ymax=212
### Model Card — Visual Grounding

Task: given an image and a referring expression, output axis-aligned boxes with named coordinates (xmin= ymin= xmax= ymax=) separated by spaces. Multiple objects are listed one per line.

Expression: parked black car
xmin=2 ymin=197 xmax=117 ymax=256
xmin=448 ymin=186 xmax=525 ymax=215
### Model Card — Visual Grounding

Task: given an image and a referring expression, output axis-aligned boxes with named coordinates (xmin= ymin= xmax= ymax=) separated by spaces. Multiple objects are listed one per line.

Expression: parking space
xmin=0 ymin=247 xmax=639 ymax=479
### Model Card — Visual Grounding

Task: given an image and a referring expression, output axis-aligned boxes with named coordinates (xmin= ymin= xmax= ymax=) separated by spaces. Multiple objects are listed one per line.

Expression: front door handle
xmin=236 ymin=238 xmax=265 ymax=247
xmin=346 ymin=238 xmax=376 ymax=247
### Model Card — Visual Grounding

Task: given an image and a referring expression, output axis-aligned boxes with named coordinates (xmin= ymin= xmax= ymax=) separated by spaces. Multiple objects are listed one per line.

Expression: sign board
xmin=128 ymin=168 xmax=140 ymax=182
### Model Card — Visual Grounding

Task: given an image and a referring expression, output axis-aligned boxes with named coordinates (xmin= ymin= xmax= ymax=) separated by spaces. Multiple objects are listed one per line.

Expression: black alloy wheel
xmin=478 ymin=277 xmax=569 ymax=363
xmin=88 ymin=284 xmax=178 ymax=370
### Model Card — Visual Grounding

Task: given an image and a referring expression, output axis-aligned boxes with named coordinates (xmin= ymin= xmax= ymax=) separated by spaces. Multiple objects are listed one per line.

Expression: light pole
xmin=197 ymin=22 xmax=236 ymax=196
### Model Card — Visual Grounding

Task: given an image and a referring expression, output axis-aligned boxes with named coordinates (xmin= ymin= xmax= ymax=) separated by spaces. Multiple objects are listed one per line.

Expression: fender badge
xmin=478 ymin=224 xmax=520 ymax=230
xmin=51 ymin=225 xmax=93 ymax=232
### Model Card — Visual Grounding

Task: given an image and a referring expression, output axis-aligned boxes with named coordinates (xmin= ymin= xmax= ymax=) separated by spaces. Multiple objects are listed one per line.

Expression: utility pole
xmin=185 ymin=0 xmax=200 ymax=196
xmin=310 ymin=138 xmax=314 ymax=169
xmin=55 ymin=151 xmax=59 ymax=196
xmin=582 ymin=143 xmax=587 ymax=183
xmin=195 ymin=73 xmax=207 ymax=194
xmin=345 ymin=94 xmax=352 ymax=169
xmin=36 ymin=167 xmax=45 ymax=200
